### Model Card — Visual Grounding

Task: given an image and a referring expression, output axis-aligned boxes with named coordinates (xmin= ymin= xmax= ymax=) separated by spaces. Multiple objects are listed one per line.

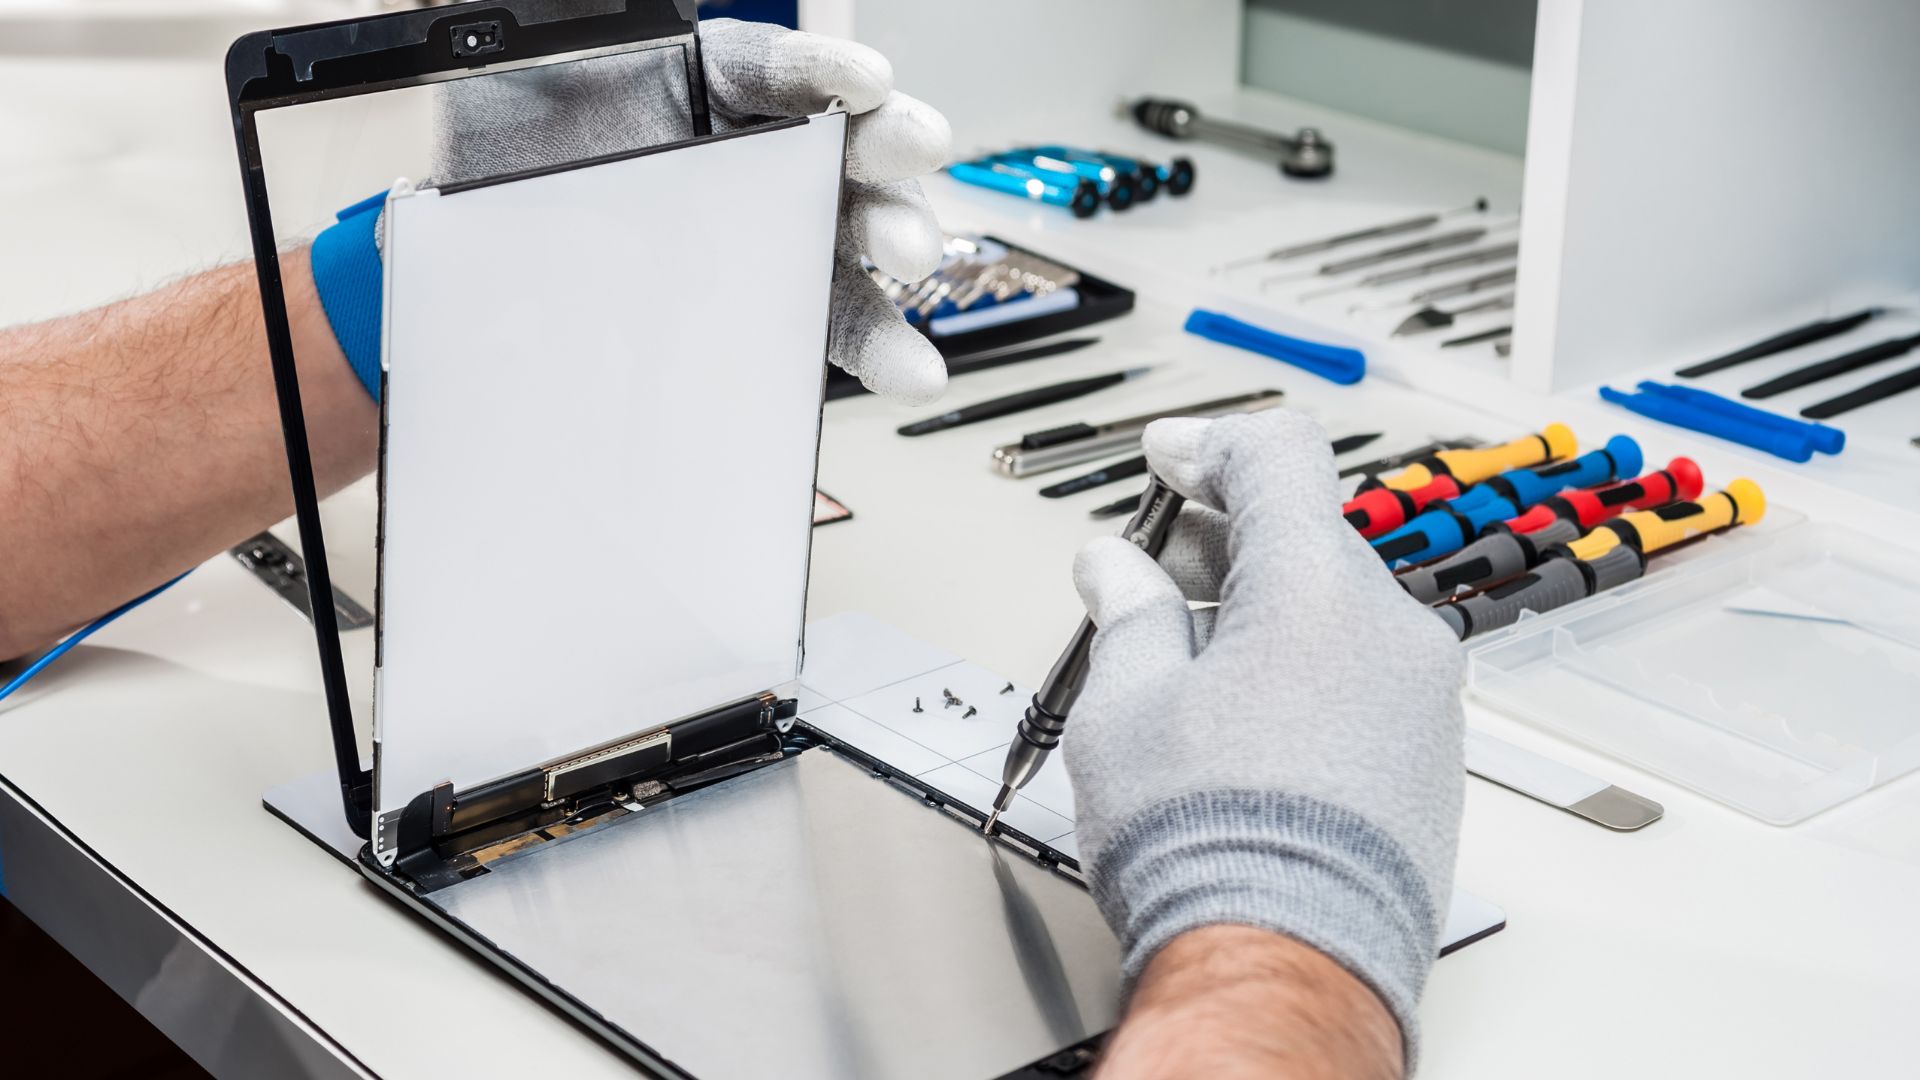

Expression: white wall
xmin=1514 ymin=0 xmax=1920 ymax=392
xmin=801 ymin=0 xmax=1242 ymax=144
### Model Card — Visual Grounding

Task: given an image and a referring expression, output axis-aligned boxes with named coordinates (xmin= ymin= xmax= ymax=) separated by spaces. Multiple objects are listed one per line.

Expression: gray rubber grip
xmin=1529 ymin=517 xmax=1580 ymax=548
xmin=1452 ymin=557 xmax=1590 ymax=639
xmin=1399 ymin=534 xmax=1526 ymax=605
xmin=1435 ymin=603 xmax=1469 ymax=639
xmin=1583 ymin=544 xmax=1644 ymax=594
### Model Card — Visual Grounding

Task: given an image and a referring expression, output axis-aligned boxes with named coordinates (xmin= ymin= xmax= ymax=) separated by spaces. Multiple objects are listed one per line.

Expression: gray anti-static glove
xmin=1064 ymin=409 xmax=1466 ymax=1066
xmin=431 ymin=18 xmax=953 ymax=403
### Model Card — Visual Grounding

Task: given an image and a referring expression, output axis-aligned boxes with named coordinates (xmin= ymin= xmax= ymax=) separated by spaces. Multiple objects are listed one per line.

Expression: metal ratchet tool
xmin=1260 ymin=228 xmax=1488 ymax=288
xmin=1211 ymin=198 xmax=1487 ymax=273
xmin=983 ymin=478 xmax=1186 ymax=835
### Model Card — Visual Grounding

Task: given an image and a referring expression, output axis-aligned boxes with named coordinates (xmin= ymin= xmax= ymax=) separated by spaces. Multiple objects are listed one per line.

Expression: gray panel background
xmin=433 ymin=749 xmax=1123 ymax=1080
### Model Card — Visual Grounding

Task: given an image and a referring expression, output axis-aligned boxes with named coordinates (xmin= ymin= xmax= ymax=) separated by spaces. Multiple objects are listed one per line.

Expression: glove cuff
xmin=310 ymin=190 xmax=387 ymax=401
xmin=1088 ymin=789 xmax=1441 ymax=1070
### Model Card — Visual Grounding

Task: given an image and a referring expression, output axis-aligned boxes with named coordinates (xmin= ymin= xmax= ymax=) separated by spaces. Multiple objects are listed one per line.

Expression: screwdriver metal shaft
xmin=985 ymin=478 xmax=1186 ymax=835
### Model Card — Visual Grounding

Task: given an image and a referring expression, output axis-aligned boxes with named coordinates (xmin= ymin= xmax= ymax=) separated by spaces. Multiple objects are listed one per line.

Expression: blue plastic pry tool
xmin=1599 ymin=386 xmax=1815 ymax=462
xmin=1633 ymin=381 xmax=1845 ymax=456
xmin=1184 ymin=309 xmax=1366 ymax=385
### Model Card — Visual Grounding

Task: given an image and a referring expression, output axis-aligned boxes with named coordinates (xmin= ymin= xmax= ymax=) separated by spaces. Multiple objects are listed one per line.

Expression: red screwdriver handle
xmin=1344 ymin=475 xmax=1459 ymax=537
xmin=1496 ymin=458 xmax=1702 ymax=535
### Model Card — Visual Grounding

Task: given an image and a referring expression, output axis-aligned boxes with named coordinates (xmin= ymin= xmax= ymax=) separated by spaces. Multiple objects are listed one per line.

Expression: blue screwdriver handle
xmin=1185 ymin=309 xmax=1366 ymax=385
xmin=1599 ymin=386 xmax=1814 ymax=462
xmin=949 ymin=162 xmax=1101 ymax=217
xmin=1496 ymin=435 xmax=1643 ymax=508
xmin=1634 ymin=381 xmax=1844 ymax=455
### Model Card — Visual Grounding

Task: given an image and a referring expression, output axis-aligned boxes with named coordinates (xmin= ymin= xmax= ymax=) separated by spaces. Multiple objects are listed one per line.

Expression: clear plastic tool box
xmin=1465 ymin=518 xmax=1920 ymax=824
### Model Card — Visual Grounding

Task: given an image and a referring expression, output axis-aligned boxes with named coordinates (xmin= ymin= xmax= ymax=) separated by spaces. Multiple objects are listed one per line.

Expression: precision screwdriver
xmin=1360 ymin=424 xmax=1575 ymax=494
xmin=1343 ymin=475 xmax=1460 ymax=538
xmin=1491 ymin=458 xmax=1703 ymax=538
xmin=1397 ymin=459 xmax=1702 ymax=604
xmin=1090 ymin=432 xmax=1382 ymax=519
xmin=1370 ymin=436 xmax=1642 ymax=566
xmin=985 ymin=478 xmax=1186 ymax=835
xmin=1434 ymin=481 xmax=1766 ymax=640
xmin=1211 ymin=199 xmax=1487 ymax=273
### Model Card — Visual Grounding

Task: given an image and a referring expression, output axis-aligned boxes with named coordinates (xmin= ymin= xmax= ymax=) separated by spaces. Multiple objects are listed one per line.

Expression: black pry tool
xmin=1090 ymin=433 xmax=1382 ymax=518
xmin=1039 ymin=455 xmax=1150 ymax=498
xmin=1676 ymin=308 xmax=1881 ymax=378
xmin=898 ymin=366 xmax=1152 ymax=436
xmin=1741 ymin=332 xmax=1920 ymax=400
xmin=1800 ymin=361 xmax=1920 ymax=419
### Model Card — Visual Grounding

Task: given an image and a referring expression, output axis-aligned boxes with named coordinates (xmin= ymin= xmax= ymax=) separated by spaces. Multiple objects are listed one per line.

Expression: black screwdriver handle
xmin=1676 ymin=308 xmax=1878 ymax=378
xmin=1741 ymin=333 xmax=1920 ymax=400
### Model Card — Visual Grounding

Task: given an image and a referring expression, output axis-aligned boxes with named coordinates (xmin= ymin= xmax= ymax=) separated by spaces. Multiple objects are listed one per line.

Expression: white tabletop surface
xmin=4 ymin=44 xmax=1920 ymax=1080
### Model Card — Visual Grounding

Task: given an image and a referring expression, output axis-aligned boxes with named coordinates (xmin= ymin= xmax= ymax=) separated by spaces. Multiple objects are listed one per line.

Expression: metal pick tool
xmin=1442 ymin=325 xmax=1513 ymax=349
xmin=1300 ymin=240 xmax=1520 ymax=302
xmin=1353 ymin=265 xmax=1518 ymax=314
xmin=1258 ymin=228 xmax=1489 ymax=289
xmin=1392 ymin=291 xmax=1516 ymax=336
xmin=1209 ymin=198 xmax=1488 ymax=274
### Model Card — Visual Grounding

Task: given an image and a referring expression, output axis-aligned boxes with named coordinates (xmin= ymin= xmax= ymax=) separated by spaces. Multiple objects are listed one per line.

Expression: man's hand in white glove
xmin=1065 ymin=409 xmax=1466 ymax=1076
xmin=433 ymin=19 xmax=953 ymax=402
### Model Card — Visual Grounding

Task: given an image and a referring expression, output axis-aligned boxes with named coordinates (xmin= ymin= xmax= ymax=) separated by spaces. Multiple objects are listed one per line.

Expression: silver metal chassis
xmin=0 ymin=774 xmax=369 ymax=1079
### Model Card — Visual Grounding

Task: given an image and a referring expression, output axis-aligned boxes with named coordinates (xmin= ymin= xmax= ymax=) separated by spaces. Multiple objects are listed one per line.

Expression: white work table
xmin=5 ymin=47 xmax=1920 ymax=1080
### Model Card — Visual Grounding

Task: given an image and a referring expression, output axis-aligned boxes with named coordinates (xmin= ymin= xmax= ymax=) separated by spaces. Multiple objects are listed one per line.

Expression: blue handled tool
xmin=990 ymin=149 xmax=1138 ymax=211
xmin=1633 ymin=381 xmax=1844 ymax=455
xmin=1184 ymin=309 xmax=1366 ymax=384
xmin=1373 ymin=436 xmax=1641 ymax=565
xmin=949 ymin=161 xmax=1102 ymax=218
xmin=1598 ymin=385 xmax=1816 ymax=462
xmin=1370 ymin=490 xmax=1531 ymax=565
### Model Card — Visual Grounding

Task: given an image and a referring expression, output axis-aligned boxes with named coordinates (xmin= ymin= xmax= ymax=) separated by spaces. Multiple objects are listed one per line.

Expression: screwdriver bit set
xmin=948 ymin=145 xmax=1196 ymax=218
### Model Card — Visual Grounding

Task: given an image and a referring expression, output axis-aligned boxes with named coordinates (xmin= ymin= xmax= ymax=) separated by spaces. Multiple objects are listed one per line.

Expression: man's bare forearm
xmin=1097 ymin=926 xmax=1405 ymax=1080
xmin=0 ymin=249 xmax=375 ymax=660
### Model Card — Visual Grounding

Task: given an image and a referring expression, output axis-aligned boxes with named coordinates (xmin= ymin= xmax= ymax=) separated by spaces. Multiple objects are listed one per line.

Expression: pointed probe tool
xmin=1260 ymin=228 xmax=1489 ymax=288
xmin=1210 ymin=199 xmax=1487 ymax=273
xmin=1434 ymin=481 xmax=1766 ymax=640
xmin=1298 ymin=242 xmax=1518 ymax=302
xmin=985 ymin=477 xmax=1185 ymax=835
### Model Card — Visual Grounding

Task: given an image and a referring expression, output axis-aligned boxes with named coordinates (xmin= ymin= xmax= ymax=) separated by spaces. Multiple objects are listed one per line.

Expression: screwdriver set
xmin=948 ymin=145 xmax=1196 ymax=218
xmin=1349 ymin=421 xmax=1920 ymax=826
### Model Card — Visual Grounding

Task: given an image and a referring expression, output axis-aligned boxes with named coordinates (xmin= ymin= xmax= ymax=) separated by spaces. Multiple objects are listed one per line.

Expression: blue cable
xmin=0 ymin=573 xmax=188 ymax=704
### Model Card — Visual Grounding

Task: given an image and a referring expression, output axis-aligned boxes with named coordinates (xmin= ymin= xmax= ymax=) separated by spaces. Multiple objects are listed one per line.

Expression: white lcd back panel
xmin=374 ymin=114 xmax=847 ymax=825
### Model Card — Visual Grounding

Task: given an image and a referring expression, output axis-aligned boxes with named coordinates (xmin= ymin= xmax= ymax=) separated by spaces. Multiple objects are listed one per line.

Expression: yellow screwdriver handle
xmin=1562 ymin=526 xmax=1624 ymax=563
xmin=1384 ymin=423 xmax=1576 ymax=491
xmin=1590 ymin=479 xmax=1767 ymax=556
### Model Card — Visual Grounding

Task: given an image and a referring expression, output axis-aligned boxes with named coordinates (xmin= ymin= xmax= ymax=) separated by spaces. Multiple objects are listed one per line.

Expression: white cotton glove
xmin=1063 ymin=409 xmax=1466 ymax=1067
xmin=431 ymin=18 xmax=953 ymax=403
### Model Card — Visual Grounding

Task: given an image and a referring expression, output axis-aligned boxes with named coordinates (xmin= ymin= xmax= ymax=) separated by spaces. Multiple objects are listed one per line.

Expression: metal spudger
xmin=984 ymin=478 xmax=1186 ymax=835
xmin=1211 ymin=198 xmax=1487 ymax=273
xmin=1261 ymin=228 xmax=1487 ymax=288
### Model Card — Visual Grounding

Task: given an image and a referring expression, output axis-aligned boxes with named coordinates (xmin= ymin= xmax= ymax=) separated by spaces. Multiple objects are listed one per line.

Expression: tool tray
xmin=1465 ymin=518 xmax=1920 ymax=823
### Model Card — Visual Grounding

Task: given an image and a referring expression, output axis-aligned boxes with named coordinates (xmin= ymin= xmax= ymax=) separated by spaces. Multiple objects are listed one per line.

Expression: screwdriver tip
xmin=982 ymin=809 xmax=1001 ymax=836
